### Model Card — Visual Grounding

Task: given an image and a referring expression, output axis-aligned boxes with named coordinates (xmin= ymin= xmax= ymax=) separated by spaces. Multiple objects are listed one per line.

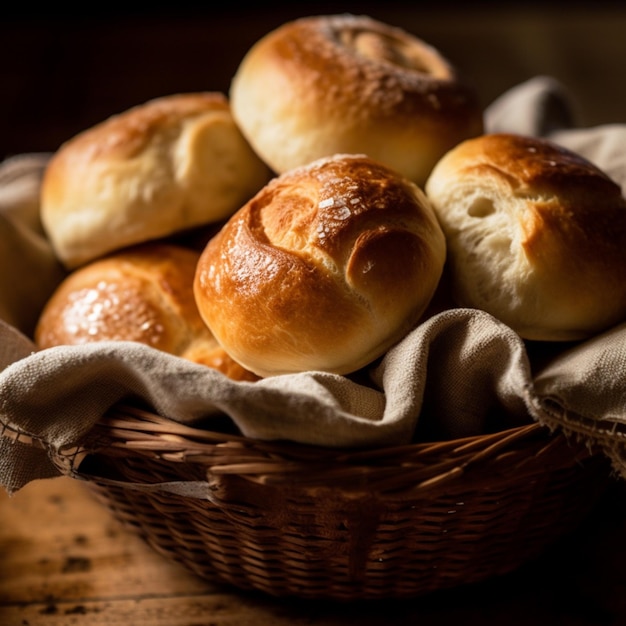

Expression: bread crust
xmin=35 ymin=243 xmax=259 ymax=381
xmin=230 ymin=14 xmax=484 ymax=186
xmin=425 ymin=133 xmax=626 ymax=341
xmin=41 ymin=93 xmax=271 ymax=269
xmin=194 ymin=154 xmax=446 ymax=377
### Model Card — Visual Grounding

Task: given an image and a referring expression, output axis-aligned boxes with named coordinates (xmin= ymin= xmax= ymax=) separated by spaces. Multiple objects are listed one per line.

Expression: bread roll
xmin=230 ymin=14 xmax=484 ymax=186
xmin=425 ymin=133 xmax=626 ymax=341
xmin=35 ymin=243 xmax=259 ymax=382
xmin=41 ymin=93 xmax=272 ymax=269
xmin=194 ymin=154 xmax=446 ymax=377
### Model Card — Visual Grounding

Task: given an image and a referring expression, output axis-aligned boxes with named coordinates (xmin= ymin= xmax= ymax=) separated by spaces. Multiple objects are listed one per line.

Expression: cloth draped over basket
xmin=2 ymin=76 xmax=626 ymax=496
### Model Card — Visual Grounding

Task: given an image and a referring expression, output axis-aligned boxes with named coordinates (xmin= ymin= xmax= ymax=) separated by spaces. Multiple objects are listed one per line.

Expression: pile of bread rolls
xmin=34 ymin=14 xmax=626 ymax=382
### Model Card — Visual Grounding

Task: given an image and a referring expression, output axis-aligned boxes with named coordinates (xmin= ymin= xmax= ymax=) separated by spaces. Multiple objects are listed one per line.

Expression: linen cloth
xmin=2 ymin=76 xmax=626 ymax=494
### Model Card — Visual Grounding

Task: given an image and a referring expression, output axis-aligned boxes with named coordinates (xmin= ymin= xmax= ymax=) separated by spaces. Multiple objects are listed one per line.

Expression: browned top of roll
xmin=425 ymin=133 xmax=626 ymax=341
xmin=41 ymin=92 xmax=271 ymax=269
xmin=194 ymin=154 xmax=446 ymax=377
xmin=230 ymin=14 xmax=484 ymax=185
xmin=34 ymin=243 xmax=259 ymax=381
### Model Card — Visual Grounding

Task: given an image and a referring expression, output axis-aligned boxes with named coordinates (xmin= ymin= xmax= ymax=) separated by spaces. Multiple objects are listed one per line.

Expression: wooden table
xmin=1 ymin=474 xmax=626 ymax=625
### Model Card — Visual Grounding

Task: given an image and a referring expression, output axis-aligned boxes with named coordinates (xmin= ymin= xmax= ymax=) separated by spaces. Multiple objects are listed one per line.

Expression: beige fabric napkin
xmin=0 ymin=154 xmax=65 ymax=336
xmin=1 ymin=76 xmax=626 ymax=494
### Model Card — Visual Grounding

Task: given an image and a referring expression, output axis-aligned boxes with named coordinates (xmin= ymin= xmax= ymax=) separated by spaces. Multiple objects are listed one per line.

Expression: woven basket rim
xmin=54 ymin=403 xmax=600 ymax=496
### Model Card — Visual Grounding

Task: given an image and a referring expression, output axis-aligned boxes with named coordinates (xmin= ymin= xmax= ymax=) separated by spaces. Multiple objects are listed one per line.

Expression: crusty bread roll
xmin=35 ymin=243 xmax=259 ymax=382
xmin=230 ymin=14 xmax=484 ymax=186
xmin=194 ymin=153 xmax=447 ymax=377
xmin=425 ymin=133 xmax=626 ymax=341
xmin=41 ymin=92 xmax=272 ymax=269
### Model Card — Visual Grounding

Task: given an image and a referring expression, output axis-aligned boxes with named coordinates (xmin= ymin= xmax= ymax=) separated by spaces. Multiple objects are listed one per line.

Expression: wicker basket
xmin=52 ymin=402 xmax=611 ymax=601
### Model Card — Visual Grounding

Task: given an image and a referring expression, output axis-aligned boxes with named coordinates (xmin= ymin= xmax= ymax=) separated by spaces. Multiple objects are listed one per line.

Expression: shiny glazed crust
xmin=230 ymin=14 xmax=484 ymax=185
xmin=41 ymin=93 xmax=271 ymax=269
xmin=425 ymin=133 xmax=626 ymax=340
xmin=194 ymin=154 xmax=447 ymax=377
xmin=34 ymin=243 xmax=259 ymax=381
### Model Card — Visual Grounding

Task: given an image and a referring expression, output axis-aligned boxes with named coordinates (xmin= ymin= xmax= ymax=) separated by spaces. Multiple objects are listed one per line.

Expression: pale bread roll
xmin=230 ymin=14 xmax=484 ymax=186
xmin=35 ymin=243 xmax=259 ymax=382
xmin=425 ymin=133 xmax=626 ymax=341
xmin=194 ymin=154 xmax=447 ymax=377
xmin=41 ymin=93 xmax=272 ymax=269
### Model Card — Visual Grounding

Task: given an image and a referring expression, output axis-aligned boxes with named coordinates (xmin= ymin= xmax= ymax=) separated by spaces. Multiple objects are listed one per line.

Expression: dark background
xmin=2 ymin=2 xmax=626 ymax=160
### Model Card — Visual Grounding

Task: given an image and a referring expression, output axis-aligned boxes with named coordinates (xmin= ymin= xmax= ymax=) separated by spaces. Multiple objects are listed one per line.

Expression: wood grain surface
xmin=1 ymin=475 xmax=626 ymax=625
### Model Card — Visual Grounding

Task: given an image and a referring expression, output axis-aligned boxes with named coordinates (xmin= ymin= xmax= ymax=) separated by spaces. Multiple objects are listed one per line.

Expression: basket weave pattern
xmin=60 ymin=404 xmax=610 ymax=600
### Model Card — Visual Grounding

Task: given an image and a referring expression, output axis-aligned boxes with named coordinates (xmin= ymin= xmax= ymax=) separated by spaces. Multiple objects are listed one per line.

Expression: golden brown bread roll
xmin=41 ymin=92 xmax=272 ymax=269
xmin=194 ymin=153 xmax=447 ymax=377
xmin=425 ymin=133 xmax=626 ymax=341
xmin=34 ymin=243 xmax=259 ymax=382
xmin=230 ymin=14 xmax=484 ymax=186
